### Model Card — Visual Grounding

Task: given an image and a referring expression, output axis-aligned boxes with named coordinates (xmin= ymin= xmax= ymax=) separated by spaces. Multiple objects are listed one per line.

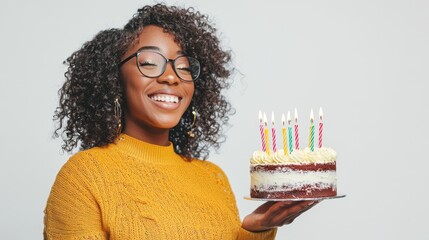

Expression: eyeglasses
xmin=119 ymin=50 xmax=201 ymax=82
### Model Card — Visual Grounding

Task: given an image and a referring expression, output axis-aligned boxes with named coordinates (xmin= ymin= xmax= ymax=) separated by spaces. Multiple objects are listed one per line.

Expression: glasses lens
xmin=136 ymin=51 xmax=165 ymax=77
xmin=174 ymin=56 xmax=201 ymax=81
xmin=136 ymin=51 xmax=201 ymax=81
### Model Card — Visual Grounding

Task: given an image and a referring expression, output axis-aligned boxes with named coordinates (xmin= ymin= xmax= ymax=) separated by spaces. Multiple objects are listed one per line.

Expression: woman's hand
xmin=241 ymin=200 xmax=320 ymax=232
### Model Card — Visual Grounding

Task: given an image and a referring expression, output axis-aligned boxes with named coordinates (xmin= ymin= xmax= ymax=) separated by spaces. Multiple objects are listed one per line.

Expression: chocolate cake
xmin=250 ymin=147 xmax=337 ymax=199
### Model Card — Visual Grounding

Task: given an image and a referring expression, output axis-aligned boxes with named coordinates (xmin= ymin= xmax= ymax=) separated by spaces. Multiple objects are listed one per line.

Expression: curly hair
xmin=54 ymin=4 xmax=234 ymax=160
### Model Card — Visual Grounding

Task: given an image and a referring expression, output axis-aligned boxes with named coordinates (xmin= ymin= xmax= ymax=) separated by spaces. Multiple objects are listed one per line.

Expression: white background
xmin=1 ymin=0 xmax=428 ymax=239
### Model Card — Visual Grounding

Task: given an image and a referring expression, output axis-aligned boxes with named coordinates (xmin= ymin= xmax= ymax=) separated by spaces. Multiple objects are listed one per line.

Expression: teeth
xmin=150 ymin=94 xmax=179 ymax=103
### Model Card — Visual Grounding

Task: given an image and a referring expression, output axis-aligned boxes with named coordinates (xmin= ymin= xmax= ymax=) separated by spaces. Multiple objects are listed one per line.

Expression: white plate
xmin=243 ymin=194 xmax=346 ymax=201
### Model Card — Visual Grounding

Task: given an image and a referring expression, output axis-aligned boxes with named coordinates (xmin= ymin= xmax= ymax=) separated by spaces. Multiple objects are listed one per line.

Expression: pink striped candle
xmin=271 ymin=112 xmax=277 ymax=153
xmin=259 ymin=111 xmax=266 ymax=151
xmin=318 ymin=107 xmax=323 ymax=148
xmin=294 ymin=108 xmax=300 ymax=149
xmin=263 ymin=113 xmax=271 ymax=155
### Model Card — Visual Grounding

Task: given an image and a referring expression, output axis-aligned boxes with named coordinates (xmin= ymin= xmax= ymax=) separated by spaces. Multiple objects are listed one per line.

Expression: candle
xmin=309 ymin=109 xmax=315 ymax=151
xmin=318 ymin=107 xmax=324 ymax=148
xmin=287 ymin=111 xmax=293 ymax=153
xmin=282 ymin=114 xmax=288 ymax=155
xmin=263 ymin=113 xmax=271 ymax=155
xmin=271 ymin=112 xmax=277 ymax=153
xmin=294 ymin=108 xmax=300 ymax=149
xmin=259 ymin=111 xmax=266 ymax=152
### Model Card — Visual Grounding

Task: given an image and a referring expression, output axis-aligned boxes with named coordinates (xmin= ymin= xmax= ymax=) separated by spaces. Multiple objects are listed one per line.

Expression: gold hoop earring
xmin=187 ymin=108 xmax=197 ymax=138
xmin=114 ymin=97 xmax=122 ymax=135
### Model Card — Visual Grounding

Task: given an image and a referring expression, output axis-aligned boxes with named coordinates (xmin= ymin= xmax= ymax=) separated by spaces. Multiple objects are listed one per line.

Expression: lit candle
xmin=318 ymin=107 xmax=323 ymax=148
xmin=271 ymin=112 xmax=277 ymax=153
xmin=287 ymin=111 xmax=293 ymax=153
xmin=309 ymin=109 xmax=315 ymax=151
xmin=263 ymin=113 xmax=271 ymax=155
xmin=294 ymin=108 xmax=300 ymax=149
xmin=259 ymin=111 xmax=266 ymax=152
xmin=282 ymin=114 xmax=288 ymax=155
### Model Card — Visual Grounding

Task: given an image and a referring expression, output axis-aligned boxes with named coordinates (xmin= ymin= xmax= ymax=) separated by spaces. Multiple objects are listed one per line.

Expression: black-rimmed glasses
xmin=119 ymin=50 xmax=201 ymax=82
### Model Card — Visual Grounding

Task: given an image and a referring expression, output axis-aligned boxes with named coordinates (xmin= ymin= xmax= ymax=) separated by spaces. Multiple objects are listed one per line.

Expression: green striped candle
xmin=309 ymin=109 xmax=315 ymax=151
xmin=287 ymin=111 xmax=293 ymax=153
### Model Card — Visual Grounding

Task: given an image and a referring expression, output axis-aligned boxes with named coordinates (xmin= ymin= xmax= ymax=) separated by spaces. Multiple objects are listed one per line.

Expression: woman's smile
xmin=148 ymin=90 xmax=183 ymax=110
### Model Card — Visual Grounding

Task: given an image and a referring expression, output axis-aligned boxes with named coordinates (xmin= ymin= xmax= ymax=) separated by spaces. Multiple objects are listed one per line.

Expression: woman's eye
xmin=176 ymin=63 xmax=191 ymax=72
xmin=176 ymin=67 xmax=191 ymax=73
xmin=139 ymin=61 xmax=157 ymax=67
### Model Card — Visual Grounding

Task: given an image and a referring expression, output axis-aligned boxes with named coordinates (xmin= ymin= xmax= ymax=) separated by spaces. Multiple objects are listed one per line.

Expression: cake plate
xmin=244 ymin=194 xmax=346 ymax=201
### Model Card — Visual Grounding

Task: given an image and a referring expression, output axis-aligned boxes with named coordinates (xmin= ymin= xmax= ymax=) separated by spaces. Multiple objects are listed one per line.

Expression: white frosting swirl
xmin=250 ymin=147 xmax=337 ymax=164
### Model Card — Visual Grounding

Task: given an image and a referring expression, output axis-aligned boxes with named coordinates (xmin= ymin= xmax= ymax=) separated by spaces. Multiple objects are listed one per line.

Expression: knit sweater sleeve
xmin=204 ymin=162 xmax=277 ymax=240
xmin=44 ymin=152 xmax=107 ymax=240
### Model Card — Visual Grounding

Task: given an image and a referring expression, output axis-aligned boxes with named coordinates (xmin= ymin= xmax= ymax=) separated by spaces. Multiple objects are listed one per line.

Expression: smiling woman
xmin=53 ymin=4 xmax=232 ymax=160
xmin=119 ymin=25 xmax=196 ymax=146
xmin=45 ymin=3 xmax=317 ymax=240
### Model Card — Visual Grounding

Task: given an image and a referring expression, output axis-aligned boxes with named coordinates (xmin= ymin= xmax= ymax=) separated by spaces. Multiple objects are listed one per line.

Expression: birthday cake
xmin=250 ymin=109 xmax=338 ymax=199
xmin=250 ymin=147 xmax=337 ymax=199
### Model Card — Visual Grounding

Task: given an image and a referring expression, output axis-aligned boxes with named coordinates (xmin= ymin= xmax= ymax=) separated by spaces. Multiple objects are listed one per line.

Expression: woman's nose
xmin=157 ymin=62 xmax=180 ymax=85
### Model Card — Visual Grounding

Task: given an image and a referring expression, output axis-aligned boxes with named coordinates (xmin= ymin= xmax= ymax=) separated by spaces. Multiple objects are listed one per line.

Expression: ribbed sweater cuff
xmin=237 ymin=227 xmax=277 ymax=240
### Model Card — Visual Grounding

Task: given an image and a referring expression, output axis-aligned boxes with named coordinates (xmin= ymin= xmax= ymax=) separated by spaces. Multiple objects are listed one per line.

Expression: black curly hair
xmin=53 ymin=4 xmax=234 ymax=160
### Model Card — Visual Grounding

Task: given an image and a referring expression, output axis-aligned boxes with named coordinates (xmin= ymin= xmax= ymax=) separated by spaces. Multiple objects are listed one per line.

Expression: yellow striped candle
xmin=282 ymin=114 xmax=288 ymax=155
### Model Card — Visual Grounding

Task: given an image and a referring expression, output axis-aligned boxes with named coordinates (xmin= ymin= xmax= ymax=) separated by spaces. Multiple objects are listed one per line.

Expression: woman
xmin=44 ymin=4 xmax=318 ymax=239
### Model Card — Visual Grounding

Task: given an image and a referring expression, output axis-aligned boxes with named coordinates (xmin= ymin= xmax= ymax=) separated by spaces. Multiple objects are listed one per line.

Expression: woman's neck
xmin=123 ymin=122 xmax=170 ymax=146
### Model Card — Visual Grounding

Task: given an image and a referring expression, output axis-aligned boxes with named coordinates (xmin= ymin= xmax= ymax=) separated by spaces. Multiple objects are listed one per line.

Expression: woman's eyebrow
xmin=136 ymin=46 xmax=161 ymax=52
xmin=137 ymin=46 xmax=185 ymax=56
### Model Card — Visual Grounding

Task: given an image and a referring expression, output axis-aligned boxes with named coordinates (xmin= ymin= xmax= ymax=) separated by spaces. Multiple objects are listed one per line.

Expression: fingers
xmin=271 ymin=200 xmax=321 ymax=226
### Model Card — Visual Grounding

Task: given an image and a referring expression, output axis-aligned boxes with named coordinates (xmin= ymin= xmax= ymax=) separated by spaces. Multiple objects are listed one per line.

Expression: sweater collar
xmin=114 ymin=133 xmax=183 ymax=164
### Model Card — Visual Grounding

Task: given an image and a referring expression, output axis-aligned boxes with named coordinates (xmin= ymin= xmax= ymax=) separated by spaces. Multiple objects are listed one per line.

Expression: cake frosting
xmin=250 ymin=147 xmax=337 ymax=199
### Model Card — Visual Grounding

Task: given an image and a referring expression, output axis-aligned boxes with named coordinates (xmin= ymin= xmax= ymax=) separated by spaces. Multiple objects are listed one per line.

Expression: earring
xmin=114 ymin=97 xmax=122 ymax=135
xmin=187 ymin=107 xmax=197 ymax=138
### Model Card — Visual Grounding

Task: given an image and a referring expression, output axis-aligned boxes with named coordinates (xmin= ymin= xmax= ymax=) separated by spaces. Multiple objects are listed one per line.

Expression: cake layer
xmin=251 ymin=187 xmax=337 ymax=199
xmin=251 ymin=170 xmax=336 ymax=190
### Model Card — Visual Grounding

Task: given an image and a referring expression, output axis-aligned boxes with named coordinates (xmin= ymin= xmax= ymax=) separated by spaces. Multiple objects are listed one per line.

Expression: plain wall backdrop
xmin=1 ymin=0 xmax=428 ymax=239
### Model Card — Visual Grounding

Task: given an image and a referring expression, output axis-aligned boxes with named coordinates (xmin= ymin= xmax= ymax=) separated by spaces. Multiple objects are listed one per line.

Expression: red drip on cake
xmin=251 ymin=162 xmax=336 ymax=172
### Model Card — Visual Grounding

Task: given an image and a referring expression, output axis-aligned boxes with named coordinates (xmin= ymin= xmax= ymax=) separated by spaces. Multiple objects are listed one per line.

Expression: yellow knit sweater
xmin=44 ymin=134 xmax=277 ymax=239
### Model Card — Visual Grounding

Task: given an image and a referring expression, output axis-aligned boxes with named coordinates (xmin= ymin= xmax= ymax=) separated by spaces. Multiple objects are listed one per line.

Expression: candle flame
xmin=282 ymin=114 xmax=285 ymax=126
xmin=319 ymin=107 xmax=323 ymax=121
xmin=263 ymin=112 xmax=268 ymax=126
xmin=310 ymin=109 xmax=314 ymax=124
xmin=287 ymin=111 xmax=291 ymax=125
xmin=259 ymin=110 xmax=262 ymax=123
xmin=294 ymin=108 xmax=298 ymax=123
xmin=271 ymin=112 xmax=275 ymax=126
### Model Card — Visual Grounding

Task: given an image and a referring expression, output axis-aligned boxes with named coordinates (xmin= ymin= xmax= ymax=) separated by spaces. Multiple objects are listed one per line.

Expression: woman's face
xmin=120 ymin=25 xmax=195 ymax=140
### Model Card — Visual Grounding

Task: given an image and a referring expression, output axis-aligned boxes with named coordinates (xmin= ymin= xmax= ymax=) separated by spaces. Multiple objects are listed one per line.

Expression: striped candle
xmin=282 ymin=114 xmax=288 ymax=155
xmin=271 ymin=112 xmax=277 ymax=153
xmin=309 ymin=109 xmax=315 ymax=151
xmin=263 ymin=113 xmax=271 ymax=155
xmin=287 ymin=111 xmax=293 ymax=153
xmin=294 ymin=108 xmax=299 ymax=149
xmin=318 ymin=107 xmax=324 ymax=148
xmin=259 ymin=111 xmax=266 ymax=151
